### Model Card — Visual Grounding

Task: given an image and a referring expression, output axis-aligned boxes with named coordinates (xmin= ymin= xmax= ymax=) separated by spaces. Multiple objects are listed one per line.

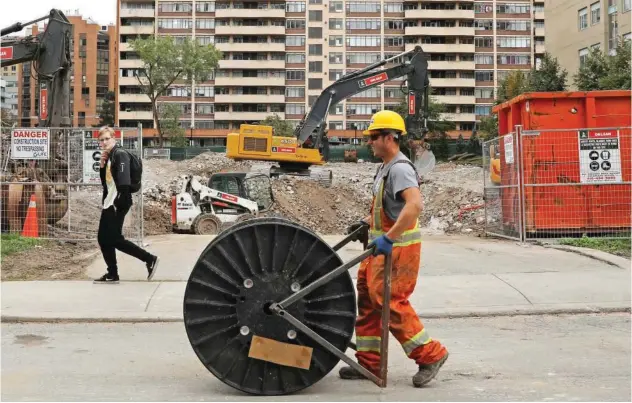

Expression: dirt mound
xmin=143 ymin=204 xmax=172 ymax=235
xmin=269 ymin=177 xmax=370 ymax=234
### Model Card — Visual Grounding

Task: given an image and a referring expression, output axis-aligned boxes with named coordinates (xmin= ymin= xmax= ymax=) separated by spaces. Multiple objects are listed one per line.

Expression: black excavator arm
xmin=1 ymin=9 xmax=73 ymax=127
xmin=293 ymin=45 xmax=430 ymax=151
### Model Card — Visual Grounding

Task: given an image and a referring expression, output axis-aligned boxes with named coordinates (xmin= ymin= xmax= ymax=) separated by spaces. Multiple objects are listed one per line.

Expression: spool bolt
xmin=243 ymin=279 xmax=254 ymax=289
xmin=240 ymin=326 xmax=250 ymax=336
xmin=287 ymin=330 xmax=297 ymax=340
xmin=291 ymin=282 xmax=300 ymax=292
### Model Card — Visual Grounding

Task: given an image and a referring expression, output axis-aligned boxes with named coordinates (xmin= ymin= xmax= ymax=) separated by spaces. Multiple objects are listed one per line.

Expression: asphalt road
xmin=2 ymin=313 xmax=630 ymax=402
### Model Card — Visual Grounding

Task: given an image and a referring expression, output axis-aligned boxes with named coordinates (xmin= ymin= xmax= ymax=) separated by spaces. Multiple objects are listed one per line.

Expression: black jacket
xmin=100 ymin=144 xmax=132 ymax=209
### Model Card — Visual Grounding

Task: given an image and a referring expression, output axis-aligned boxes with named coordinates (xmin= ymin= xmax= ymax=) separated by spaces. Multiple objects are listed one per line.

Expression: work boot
xmin=339 ymin=365 xmax=369 ymax=380
xmin=412 ymin=352 xmax=449 ymax=387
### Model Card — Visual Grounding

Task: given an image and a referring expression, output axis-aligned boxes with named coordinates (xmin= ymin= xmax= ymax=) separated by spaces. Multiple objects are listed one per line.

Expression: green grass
xmin=0 ymin=234 xmax=43 ymax=259
xmin=559 ymin=236 xmax=631 ymax=258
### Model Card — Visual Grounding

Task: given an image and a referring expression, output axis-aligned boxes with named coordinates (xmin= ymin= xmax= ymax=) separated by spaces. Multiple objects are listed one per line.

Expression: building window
xmin=578 ymin=7 xmax=588 ymax=30
xmin=286 ymin=1 xmax=306 ymax=12
xmin=474 ymin=54 xmax=493 ymax=64
xmin=384 ymin=2 xmax=403 ymax=13
xmin=475 ymin=88 xmax=494 ymax=99
xmin=497 ymin=54 xmax=531 ymax=65
xmin=329 ymin=18 xmax=343 ymax=29
xmin=624 ymin=0 xmax=631 ymax=12
xmin=475 ymin=37 xmax=494 ymax=48
xmin=346 ymin=35 xmax=381 ymax=47
xmin=308 ymin=10 xmax=322 ymax=21
xmin=591 ymin=2 xmax=601 ymax=24
xmin=308 ymin=44 xmax=322 ymax=55
xmin=497 ymin=36 xmax=531 ymax=48
xmin=475 ymin=105 xmax=491 ymax=116
xmin=496 ymin=3 xmax=530 ymax=14
xmin=285 ymin=87 xmax=305 ymax=97
xmin=329 ymin=1 xmax=343 ymax=12
xmin=579 ymin=48 xmax=589 ymax=66
xmin=286 ymin=19 xmax=305 ymax=29
xmin=286 ymin=35 xmax=305 ymax=46
xmin=308 ymin=78 xmax=322 ymax=89
xmin=329 ymin=53 xmax=343 ymax=64
xmin=308 ymin=27 xmax=322 ymax=38
xmin=346 ymin=1 xmax=381 ymax=13
xmin=286 ymin=103 xmax=305 ymax=115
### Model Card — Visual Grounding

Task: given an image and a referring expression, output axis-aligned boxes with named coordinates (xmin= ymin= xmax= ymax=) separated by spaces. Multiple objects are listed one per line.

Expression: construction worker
xmin=340 ymin=110 xmax=449 ymax=387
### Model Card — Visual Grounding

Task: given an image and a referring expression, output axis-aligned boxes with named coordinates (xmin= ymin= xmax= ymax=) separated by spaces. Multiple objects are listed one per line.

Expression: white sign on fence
xmin=578 ymin=129 xmax=622 ymax=184
xmin=10 ymin=128 xmax=50 ymax=159
xmin=503 ymin=134 xmax=514 ymax=164
xmin=83 ymin=132 xmax=102 ymax=184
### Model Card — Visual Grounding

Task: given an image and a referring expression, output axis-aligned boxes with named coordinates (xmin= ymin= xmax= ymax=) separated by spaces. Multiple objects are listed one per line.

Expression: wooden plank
xmin=248 ymin=335 xmax=313 ymax=370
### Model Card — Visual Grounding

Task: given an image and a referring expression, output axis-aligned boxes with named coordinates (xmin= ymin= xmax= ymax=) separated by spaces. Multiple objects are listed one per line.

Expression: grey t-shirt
xmin=372 ymin=151 xmax=420 ymax=221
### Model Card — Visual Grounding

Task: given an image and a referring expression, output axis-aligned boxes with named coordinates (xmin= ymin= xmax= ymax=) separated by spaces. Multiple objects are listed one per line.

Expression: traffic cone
xmin=21 ymin=194 xmax=39 ymax=238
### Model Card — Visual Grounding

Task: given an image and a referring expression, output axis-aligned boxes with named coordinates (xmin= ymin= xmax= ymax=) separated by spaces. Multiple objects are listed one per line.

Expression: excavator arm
xmin=0 ymin=9 xmax=73 ymax=127
xmin=293 ymin=46 xmax=430 ymax=151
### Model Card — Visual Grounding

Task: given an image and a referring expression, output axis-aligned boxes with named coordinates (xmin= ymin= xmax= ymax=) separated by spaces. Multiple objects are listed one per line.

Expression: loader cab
xmin=208 ymin=172 xmax=274 ymax=212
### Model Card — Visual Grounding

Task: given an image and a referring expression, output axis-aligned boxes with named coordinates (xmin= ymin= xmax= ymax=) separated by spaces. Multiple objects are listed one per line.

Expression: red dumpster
xmin=491 ymin=90 xmax=631 ymax=237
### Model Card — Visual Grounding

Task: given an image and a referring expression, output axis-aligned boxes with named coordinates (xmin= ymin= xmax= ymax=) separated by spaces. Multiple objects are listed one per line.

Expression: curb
xmin=3 ymin=305 xmax=629 ymax=324
xmin=541 ymin=244 xmax=631 ymax=269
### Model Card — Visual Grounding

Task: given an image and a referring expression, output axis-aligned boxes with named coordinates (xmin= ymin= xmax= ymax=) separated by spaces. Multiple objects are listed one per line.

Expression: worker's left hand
xmin=368 ymin=234 xmax=393 ymax=256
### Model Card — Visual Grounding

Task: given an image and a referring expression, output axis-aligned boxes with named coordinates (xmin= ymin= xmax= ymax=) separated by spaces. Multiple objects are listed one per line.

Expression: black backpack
xmin=114 ymin=147 xmax=143 ymax=193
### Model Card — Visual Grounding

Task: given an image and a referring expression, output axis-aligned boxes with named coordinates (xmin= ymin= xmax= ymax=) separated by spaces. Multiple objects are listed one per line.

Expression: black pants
xmin=98 ymin=204 xmax=152 ymax=275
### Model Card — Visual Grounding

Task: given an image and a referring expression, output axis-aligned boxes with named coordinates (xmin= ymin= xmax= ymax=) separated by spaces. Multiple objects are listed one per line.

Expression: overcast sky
xmin=1 ymin=0 xmax=116 ymax=35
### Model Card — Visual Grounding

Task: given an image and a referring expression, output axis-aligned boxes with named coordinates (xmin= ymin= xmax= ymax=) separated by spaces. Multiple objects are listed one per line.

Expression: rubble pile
xmin=139 ymin=151 xmax=486 ymax=236
xmin=268 ymin=177 xmax=371 ymax=234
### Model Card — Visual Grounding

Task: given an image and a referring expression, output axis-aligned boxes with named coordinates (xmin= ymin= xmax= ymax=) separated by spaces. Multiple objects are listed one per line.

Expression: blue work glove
xmin=368 ymin=234 xmax=393 ymax=256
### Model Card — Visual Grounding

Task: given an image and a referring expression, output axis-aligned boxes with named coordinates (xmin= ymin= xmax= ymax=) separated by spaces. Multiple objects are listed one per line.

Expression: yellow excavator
xmin=225 ymin=46 xmax=435 ymax=187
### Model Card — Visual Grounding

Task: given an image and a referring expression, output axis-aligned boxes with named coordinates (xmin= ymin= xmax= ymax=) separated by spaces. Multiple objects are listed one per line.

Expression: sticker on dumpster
xmin=578 ymin=129 xmax=622 ymax=183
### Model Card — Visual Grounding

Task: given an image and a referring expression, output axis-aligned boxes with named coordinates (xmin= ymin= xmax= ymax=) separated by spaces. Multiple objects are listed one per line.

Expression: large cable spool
xmin=183 ymin=217 xmax=357 ymax=395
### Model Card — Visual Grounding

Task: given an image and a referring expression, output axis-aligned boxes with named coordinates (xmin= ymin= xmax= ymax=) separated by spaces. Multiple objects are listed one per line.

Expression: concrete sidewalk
xmin=2 ymin=269 xmax=630 ymax=322
xmin=2 ymin=234 xmax=630 ymax=322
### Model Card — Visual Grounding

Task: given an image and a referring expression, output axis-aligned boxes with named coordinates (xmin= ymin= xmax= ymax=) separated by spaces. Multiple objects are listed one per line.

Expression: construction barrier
xmin=482 ymin=125 xmax=632 ymax=241
xmin=0 ymin=125 xmax=145 ymax=243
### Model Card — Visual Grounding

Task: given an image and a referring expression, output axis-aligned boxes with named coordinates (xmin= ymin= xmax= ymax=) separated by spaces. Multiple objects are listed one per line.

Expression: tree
xmin=597 ymin=38 xmax=631 ymax=90
xmin=259 ymin=114 xmax=294 ymax=137
xmin=456 ymin=133 xmax=466 ymax=153
xmin=130 ymin=35 xmax=221 ymax=146
xmin=1 ymin=108 xmax=16 ymax=128
xmin=477 ymin=115 xmax=499 ymax=140
xmin=526 ymin=52 xmax=568 ymax=92
xmin=98 ymin=91 xmax=116 ymax=127
xmin=496 ymin=70 xmax=528 ymax=104
xmin=158 ymin=103 xmax=188 ymax=147
xmin=467 ymin=132 xmax=482 ymax=156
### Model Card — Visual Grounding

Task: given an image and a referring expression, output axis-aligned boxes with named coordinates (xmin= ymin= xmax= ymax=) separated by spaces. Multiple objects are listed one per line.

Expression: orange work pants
xmin=355 ymin=242 xmax=448 ymax=373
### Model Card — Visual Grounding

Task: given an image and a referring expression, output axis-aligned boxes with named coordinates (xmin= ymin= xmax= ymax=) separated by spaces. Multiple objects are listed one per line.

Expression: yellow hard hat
xmin=363 ymin=110 xmax=407 ymax=135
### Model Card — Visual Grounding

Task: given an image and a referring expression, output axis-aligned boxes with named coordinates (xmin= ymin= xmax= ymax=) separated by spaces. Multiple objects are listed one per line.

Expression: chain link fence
xmin=1 ymin=125 xmax=144 ymax=243
xmin=482 ymin=131 xmax=523 ymax=241
xmin=482 ymin=125 xmax=631 ymax=242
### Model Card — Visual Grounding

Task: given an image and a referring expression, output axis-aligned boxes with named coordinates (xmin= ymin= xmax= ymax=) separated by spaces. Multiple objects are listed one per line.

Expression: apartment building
xmin=17 ymin=13 xmax=118 ymax=128
xmin=1 ymin=64 xmax=19 ymax=122
xmin=545 ymin=0 xmax=631 ymax=87
xmin=116 ymin=0 xmax=545 ymax=143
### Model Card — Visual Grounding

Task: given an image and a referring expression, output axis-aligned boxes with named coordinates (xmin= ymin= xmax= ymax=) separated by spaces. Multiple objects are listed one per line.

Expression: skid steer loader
xmin=172 ymin=171 xmax=275 ymax=235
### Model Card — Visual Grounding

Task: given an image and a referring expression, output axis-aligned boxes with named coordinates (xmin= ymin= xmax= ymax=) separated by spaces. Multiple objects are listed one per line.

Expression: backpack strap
xmin=383 ymin=159 xmax=422 ymax=186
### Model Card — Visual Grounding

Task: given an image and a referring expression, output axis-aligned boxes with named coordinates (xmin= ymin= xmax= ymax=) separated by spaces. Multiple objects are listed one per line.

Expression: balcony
xmin=432 ymin=95 xmax=476 ymax=105
xmin=407 ymin=43 xmax=475 ymax=53
xmin=428 ymin=60 xmax=475 ymax=70
xmin=404 ymin=9 xmax=474 ymax=19
xmin=441 ymin=113 xmax=476 ymax=122
xmin=120 ymin=8 xmax=155 ymax=18
xmin=404 ymin=26 xmax=474 ymax=36
xmin=215 ymin=25 xmax=285 ymax=36
xmin=534 ymin=10 xmax=545 ymax=20
xmin=214 ymin=111 xmax=284 ymax=120
xmin=430 ymin=78 xmax=475 ymax=87
xmin=219 ymin=59 xmax=285 ymax=69
xmin=119 ymin=76 xmax=144 ymax=86
xmin=119 ymin=42 xmax=132 ymax=52
xmin=215 ymin=76 xmax=286 ymax=86
xmin=119 ymin=59 xmax=144 ymax=68
xmin=215 ymin=8 xmax=285 ymax=18
xmin=215 ymin=94 xmax=285 ymax=103
xmin=215 ymin=42 xmax=285 ymax=52
xmin=118 ymin=111 xmax=154 ymax=120
xmin=118 ymin=93 xmax=150 ymax=103
xmin=119 ymin=25 xmax=154 ymax=35
xmin=535 ymin=43 xmax=545 ymax=54
xmin=535 ymin=27 xmax=545 ymax=37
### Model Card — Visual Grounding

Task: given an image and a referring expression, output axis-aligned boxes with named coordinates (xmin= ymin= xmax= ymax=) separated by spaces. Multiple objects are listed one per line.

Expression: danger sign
xmin=0 ymin=46 xmax=13 ymax=60
xmin=359 ymin=72 xmax=388 ymax=88
xmin=578 ymin=129 xmax=622 ymax=183
xmin=11 ymin=128 xmax=50 ymax=160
